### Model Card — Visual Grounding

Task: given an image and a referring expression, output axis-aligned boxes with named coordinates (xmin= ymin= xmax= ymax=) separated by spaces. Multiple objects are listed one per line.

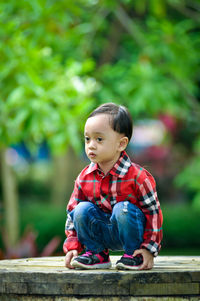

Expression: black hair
xmin=88 ymin=102 xmax=133 ymax=141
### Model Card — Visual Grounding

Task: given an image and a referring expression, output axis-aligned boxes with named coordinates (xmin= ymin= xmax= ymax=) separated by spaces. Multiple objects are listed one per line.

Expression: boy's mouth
xmin=88 ymin=152 xmax=96 ymax=158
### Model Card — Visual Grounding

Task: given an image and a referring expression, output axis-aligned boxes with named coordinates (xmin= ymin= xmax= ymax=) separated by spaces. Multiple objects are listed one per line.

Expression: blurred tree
xmin=0 ymin=0 xmax=97 ymax=246
xmin=93 ymin=0 xmax=200 ymax=209
xmin=92 ymin=0 xmax=200 ymax=207
xmin=0 ymin=0 xmax=200 ymax=246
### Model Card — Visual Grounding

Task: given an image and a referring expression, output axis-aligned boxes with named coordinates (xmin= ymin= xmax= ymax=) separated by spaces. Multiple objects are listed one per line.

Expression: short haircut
xmin=88 ymin=102 xmax=133 ymax=141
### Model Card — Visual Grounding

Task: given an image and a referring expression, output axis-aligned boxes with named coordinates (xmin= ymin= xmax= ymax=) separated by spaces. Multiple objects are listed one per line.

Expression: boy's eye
xmin=85 ymin=136 xmax=90 ymax=142
xmin=97 ymin=137 xmax=103 ymax=142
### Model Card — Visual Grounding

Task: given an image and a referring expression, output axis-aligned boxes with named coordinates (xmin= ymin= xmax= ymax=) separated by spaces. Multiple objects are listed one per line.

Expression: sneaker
xmin=116 ymin=254 xmax=143 ymax=270
xmin=71 ymin=250 xmax=112 ymax=269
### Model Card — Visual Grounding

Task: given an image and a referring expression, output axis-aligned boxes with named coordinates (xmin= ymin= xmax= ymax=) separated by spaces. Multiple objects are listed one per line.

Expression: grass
xmin=162 ymin=204 xmax=200 ymax=250
xmin=160 ymin=248 xmax=200 ymax=256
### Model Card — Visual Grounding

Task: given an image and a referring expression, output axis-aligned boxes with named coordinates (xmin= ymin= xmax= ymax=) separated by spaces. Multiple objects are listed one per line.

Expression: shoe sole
xmin=115 ymin=262 xmax=141 ymax=270
xmin=72 ymin=260 xmax=112 ymax=269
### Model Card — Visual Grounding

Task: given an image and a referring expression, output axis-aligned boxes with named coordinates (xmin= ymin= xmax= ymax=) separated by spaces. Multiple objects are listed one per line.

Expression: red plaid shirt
xmin=63 ymin=151 xmax=163 ymax=256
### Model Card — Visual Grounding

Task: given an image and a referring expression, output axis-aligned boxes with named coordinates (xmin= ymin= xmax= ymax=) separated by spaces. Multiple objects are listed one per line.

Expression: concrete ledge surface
xmin=0 ymin=256 xmax=200 ymax=299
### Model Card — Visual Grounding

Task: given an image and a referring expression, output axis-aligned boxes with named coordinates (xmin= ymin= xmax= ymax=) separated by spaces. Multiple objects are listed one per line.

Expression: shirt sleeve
xmin=137 ymin=174 xmax=163 ymax=257
xmin=63 ymin=175 xmax=86 ymax=254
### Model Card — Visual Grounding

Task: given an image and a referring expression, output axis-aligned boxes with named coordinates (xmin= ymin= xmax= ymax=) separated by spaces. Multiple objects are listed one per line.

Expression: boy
xmin=63 ymin=103 xmax=163 ymax=270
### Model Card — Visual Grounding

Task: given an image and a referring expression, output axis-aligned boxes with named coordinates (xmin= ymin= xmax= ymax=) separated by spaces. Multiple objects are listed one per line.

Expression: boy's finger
xmin=138 ymin=259 xmax=148 ymax=270
xmin=65 ymin=254 xmax=74 ymax=269
xmin=139 ymin=260 xmax=153 ymax=270
xmin=133 ymin=249 xmax=141 ymax=256
xmin=66 ymin=263 xmax=75 ymax=269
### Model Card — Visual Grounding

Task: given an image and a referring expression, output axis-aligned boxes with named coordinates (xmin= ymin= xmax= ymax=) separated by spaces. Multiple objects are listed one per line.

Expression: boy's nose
xmin=88 ymin=140 xmax=96 ymax=149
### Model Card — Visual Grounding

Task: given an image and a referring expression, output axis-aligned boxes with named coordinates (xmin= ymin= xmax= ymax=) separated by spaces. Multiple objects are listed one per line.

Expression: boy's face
xmin=84 ymin=114 xmax=127 ymax=173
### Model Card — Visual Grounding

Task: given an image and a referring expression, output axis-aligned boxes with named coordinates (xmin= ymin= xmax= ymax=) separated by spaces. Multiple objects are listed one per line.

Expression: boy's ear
xmin=119 ymin=136 xmax=129 ymax=151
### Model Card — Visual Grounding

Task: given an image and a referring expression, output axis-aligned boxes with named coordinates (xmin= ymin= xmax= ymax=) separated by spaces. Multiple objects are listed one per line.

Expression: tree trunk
xmin=1 ymin=148 xmax=19 ymax=247
xmin=51 ymin=148 xmax=85 ymax=206
xmin=98 ymin=17 xmax=124 ymax=66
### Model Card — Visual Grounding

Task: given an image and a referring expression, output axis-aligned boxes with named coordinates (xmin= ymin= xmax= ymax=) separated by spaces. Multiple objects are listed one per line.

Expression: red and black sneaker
xmin=116 ymin=254 xmax=143 ymax=270
xmin=72 ymin=250 xmax=111 ymax=269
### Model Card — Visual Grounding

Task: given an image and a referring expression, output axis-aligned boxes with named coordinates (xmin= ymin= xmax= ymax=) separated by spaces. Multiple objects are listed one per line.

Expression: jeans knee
xmin=111 ymin=201 xmax=145 ymax=225
xmin=111 ymin=202 xmax=127 ymax=224
xmin=73 ymin=201 xmax=94 ymax=221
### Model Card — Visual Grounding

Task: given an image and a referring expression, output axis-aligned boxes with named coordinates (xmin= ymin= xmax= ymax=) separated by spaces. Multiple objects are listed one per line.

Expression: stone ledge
xmin=0 ymin=256 xmax=200 ymax=299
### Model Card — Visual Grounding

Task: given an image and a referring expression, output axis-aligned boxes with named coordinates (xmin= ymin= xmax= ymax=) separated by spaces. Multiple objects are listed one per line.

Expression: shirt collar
xmin=85 ymin=151 xmax=132 ymax=178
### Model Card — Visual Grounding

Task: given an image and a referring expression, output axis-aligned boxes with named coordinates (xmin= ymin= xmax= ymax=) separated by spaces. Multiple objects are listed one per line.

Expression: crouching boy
xmin=63 ymin=103 xmax=163 ymax=270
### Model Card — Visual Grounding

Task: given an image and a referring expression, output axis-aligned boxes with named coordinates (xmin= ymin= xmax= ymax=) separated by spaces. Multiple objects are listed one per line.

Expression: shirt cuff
xmin=140 ymin=241 xmax=160 ymax=257
xmin=63 ymin=237 xmax=83 ymax=254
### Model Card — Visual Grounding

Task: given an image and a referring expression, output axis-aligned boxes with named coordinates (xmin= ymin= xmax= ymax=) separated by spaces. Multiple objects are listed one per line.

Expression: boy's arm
xmin=63 ymin=175 xmax=86 ymax=256
xmin=137 ymin=175 xmax=163 ymax=257
xmin=63 ymin=214 xmax=83 ymax=254
xmin=63 ymin=214 xmax=82 ymax=269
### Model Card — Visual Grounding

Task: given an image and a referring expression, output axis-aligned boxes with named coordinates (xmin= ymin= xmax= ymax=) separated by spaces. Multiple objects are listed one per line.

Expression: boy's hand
xmin=133 ymin=248 xmax=154 ymax=270
xmin=65 ymin=250 xmax=78 ymax=269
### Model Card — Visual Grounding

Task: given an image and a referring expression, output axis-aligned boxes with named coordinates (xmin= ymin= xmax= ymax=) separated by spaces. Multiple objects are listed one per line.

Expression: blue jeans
xmin=69 ymin=201 xmax=146 ymax=255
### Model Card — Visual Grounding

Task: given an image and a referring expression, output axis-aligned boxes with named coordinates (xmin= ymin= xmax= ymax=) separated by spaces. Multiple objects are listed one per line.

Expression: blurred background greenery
xmin=0 ymin=0 xmax=200 ymax=258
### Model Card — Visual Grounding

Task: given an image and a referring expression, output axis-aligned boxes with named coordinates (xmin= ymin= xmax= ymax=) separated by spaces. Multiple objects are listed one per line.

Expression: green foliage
xmin=175 ymin=136 xmax=200 ymax=211
xmin=0 ymin=0 xmax=200 ymax=202
xmin=0 ymin=0 xmax=97 ymax=153
xmin=96 ymin=15 xmax=199 ymax=120
xmin=19 ymin=201 xmax=66 ymax=253
xmin=162 ymin=204 xmax=200 ymax=249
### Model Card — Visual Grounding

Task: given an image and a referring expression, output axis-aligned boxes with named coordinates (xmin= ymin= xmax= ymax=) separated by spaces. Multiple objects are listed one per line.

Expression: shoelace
xmin=82 ymin=251 xmax=93 ymax=257
xmin=123 ymin=254 xmax=133 ymax=259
